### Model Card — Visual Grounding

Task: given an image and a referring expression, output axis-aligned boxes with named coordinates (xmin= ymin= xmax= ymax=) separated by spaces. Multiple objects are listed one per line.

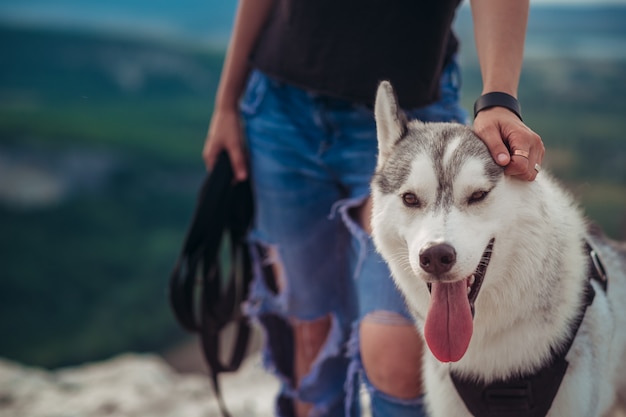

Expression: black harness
xmin=451 ymin=242 xmax=608 ymax=417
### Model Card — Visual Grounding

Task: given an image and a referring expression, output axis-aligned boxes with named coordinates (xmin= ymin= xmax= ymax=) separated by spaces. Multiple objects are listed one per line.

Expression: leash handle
xmin=168 ymin=151 xmax=255 ymax=417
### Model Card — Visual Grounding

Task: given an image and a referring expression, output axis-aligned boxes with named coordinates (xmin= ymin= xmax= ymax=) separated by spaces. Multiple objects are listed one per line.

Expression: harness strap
xmin=451 ymin=241 xmax=607 ymax=417
xmin=452 ymin=355 xmax=569 ymax=417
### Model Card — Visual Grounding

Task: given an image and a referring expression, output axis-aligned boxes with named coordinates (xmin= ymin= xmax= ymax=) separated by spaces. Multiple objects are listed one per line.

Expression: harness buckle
xmin=589 ymin=248 xmax=607 ymax=287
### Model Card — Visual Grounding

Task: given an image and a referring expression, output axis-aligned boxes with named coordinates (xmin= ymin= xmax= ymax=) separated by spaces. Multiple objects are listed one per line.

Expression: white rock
xmin=0 ymin=352 xmax=279 ymax=417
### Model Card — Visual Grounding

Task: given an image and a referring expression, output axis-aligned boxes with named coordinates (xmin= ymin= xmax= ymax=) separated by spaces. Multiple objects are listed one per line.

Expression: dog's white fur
xmin=370 ymin=81 xmax=626 ymax=416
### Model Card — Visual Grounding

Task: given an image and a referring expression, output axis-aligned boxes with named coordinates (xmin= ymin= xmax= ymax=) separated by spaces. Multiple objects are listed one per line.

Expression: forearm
xmin=470 ymin=0 xmax=529 ymax=97
xmin=214 ymin=0 xmax=275 ymax=111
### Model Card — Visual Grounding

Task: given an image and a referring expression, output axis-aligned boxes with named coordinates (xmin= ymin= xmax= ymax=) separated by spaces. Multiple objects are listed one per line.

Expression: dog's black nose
xmin=419 ymin=243 xmax=456 ymax=275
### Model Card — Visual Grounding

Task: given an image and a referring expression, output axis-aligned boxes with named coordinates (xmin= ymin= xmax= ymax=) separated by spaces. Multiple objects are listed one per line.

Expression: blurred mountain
xmin=0 ymin=25 xmax=224 ymax=368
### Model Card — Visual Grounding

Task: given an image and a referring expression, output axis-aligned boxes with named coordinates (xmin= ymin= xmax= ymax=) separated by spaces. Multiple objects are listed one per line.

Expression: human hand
xmin=202 ymin=108 xmax=248 ymax=181
xmin=472 ymin=106 xmax=544 ymax=181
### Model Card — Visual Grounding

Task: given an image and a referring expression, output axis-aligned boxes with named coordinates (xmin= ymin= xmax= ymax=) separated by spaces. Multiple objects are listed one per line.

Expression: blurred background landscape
xmin=0 ymin=0 xmax=625 ymax=372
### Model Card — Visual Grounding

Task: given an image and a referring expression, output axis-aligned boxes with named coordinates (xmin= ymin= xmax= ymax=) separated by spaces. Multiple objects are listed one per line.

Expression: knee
xmin=293 ymin=315 xmax=332 ymax=361
xmin=359 ymin=316 xmax=424 ymax=399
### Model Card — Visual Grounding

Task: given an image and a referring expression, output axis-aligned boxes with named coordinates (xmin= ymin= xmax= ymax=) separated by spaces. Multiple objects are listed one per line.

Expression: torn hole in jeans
xmin=245 ymin=241 xmax=351 ymax=415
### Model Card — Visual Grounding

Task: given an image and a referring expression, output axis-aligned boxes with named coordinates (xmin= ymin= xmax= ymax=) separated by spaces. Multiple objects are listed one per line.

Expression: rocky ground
xmin=1 ymin=338 xmax=623 ymax=417
xmin=0 ymin=348 xmax=278 ymax=417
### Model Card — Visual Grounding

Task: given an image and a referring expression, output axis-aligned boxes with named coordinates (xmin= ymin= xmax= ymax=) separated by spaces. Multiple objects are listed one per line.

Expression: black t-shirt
xmin=250 ymin=0 xmax=461 ymax=108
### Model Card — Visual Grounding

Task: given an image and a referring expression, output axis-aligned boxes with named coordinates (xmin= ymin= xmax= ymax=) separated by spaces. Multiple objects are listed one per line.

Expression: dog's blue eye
xmin=402 ymin=192 xmax=421 ymax=208
xmin=468 ymin=190 xmax=488 ymax=204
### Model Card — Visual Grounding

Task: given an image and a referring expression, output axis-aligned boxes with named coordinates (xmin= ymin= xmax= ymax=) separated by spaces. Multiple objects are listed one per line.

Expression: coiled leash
xmin=451 ymin=241 xmax=608 ymax=417
xmin=169 ymin=152 xmax=254 ymax=417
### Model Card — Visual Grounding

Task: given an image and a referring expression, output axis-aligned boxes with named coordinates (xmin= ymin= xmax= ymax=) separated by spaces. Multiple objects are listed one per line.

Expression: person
xmin=202 ymin=0 xmax=544 ymax=416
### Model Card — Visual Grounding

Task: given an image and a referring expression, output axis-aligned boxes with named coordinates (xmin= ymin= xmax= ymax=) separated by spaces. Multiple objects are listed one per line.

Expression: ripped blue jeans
xmin=241 ymin=59 xmax=467 ymax=416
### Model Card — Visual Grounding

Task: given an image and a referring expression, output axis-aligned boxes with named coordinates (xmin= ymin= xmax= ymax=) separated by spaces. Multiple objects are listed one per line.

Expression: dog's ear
xmin=374 ymin=81 xmax=408 ymax=166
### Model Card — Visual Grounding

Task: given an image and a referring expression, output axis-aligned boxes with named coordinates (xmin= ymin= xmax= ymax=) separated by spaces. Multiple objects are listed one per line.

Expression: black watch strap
xmin=474 ymin=92 xmax=523 ymax=121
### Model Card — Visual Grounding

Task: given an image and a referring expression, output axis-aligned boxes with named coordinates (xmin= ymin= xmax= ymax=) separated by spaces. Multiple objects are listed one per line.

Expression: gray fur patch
xmin=373 ymin=123 xmax=502 ymax=206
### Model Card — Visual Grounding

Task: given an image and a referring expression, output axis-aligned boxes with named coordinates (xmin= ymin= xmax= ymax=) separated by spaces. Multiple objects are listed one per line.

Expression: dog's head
xmin=371 ymin=81 xmax=512 ymax=363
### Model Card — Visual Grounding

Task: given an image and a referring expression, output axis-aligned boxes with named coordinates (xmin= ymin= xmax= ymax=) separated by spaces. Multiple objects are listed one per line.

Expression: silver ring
xmin=534 ymin=163 xmax=541 ymax=173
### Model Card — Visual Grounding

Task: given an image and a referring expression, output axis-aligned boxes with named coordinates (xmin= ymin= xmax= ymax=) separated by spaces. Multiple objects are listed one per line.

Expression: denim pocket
xmin=240 ymin=70 xmax=268 ymax=117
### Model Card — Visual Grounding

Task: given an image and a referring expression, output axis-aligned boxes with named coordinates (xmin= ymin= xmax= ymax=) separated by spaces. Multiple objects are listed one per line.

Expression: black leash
xmin=169 ymin=151 xmax=254 ymax=417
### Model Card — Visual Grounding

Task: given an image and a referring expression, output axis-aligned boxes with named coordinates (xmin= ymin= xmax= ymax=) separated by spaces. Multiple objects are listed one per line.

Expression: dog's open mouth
xmin=424 ymin=238 xmax=495 ymax=363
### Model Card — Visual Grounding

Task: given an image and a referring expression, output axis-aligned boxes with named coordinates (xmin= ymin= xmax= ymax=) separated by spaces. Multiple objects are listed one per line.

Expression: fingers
xmin=504 ymin=127 xmax=544 ymax=181
xmin=505 ymin=140 xmax=544 ymax=180
xmin=478 ymin=125 xmax=512 ymax=167
xmin=202 ymin=139 xmax=248 ymax=181
xmin=473 ymin=107 xmax=544 ymax=181
xmin=202 ymin=109 xmax=248 ymax=182
xmin=227 ymin=145 xmax=248 ymax=182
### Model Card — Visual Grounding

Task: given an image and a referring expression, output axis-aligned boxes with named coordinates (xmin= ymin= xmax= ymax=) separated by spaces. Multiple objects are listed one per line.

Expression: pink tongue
xmin=424 ymin=280 xmax=473 ymax=363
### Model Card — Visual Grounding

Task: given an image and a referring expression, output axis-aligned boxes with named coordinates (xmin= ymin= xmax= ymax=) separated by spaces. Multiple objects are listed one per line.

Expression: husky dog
xmin=370 ymin=81 xmax=626 ymax=417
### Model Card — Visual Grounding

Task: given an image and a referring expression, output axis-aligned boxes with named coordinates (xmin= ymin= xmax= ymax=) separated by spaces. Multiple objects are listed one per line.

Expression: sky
xmin=0 ymin=0 xmax=624 ymax=47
